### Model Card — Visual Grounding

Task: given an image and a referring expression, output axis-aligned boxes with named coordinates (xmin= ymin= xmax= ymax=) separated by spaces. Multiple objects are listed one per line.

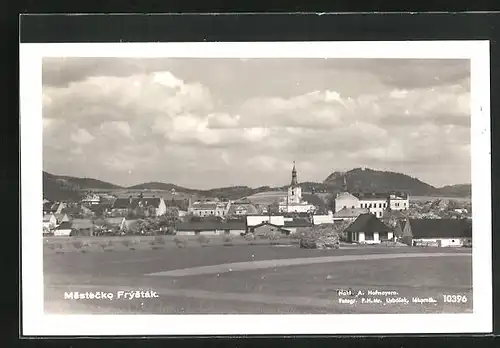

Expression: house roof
xmin=61 ymin=206 xmax=81 ymax=215
xmin=284 ymin=218 xmax=312 ymax=228
xmin=112 ymin=198 xmax=135 ymax=209
xmin=104 ymin=217 xmax=125 ymax=226
xmin=137 ymin=197 xmax=162 ymax=208
xmin=352 ymin=192 xmax=389 ymax=201
xmin=71 ymin=219 xmax=94 ymax=229
xmin=253 ymin=221 xmax=288 ymax=230
xmin=176 ymin=220 xmax=246 ymax=231
xmin=192 ymin=203 xmax=218 ymax=210
xmin=344 ymin=213 xmax=393 ymax=233
xmin=336 ymin=192 xmax=359 ymax=200
xmin=302 ymin=194 xmax=326 ymax=209
xmin=333 ymin=207 xmax=369 ymax=218
xmin=43 ymin=214 xmax=55 ymax=222
xmin=381 ymin=209 xmax=408 ymax=220
xmin=56 ymin=221 xmax=72 ymax=230
xmin=407 ymin=219 xmax=472 ymax=238
xmin=227 ymin=203 xmax=259 ymax=215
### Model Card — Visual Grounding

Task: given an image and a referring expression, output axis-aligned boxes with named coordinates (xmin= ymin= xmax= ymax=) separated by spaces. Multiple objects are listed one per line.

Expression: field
xmin=244 ymin=191 xmax=288 ymax=205
xmin=44 ymin=239 xmax=472 ymax=314
xmin=410 ymin=196 xmax=471 ymax=203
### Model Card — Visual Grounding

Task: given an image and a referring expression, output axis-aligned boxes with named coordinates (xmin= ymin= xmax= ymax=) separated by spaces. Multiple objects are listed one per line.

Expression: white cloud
xmin=70 ymin=129 xmax=95 ymax=145
xmin=42 ymin=58 xmax=471 ymax=188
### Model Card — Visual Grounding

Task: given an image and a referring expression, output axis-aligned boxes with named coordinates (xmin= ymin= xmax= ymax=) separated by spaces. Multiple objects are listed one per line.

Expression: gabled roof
xmin=56 ymin=221 xmax=72 ymax=230
xmin=407 ymin=219 xmax=472 ymax=238
xmin=176 ymin=220 xmax=246 ymax=231
xmin=112 ymin=198 xmax=135 ymax=209
xmin=71 ymin=219 xmax=94 ymax=229
xmin=353 ymin=192 xmax=389 ymax=201
xmin=43 ymin=214 xmax=55 ymax=222
xmin=344 ymin=213 xmax=393 ymax=233
xmin=252 ymin=221 xmax=289 ymax=230
xmin=137 ymin=197 xmax=162 ymax=208
xmin=192 ymin=202 xmax=219 ymax=210
xmin=227 ymin=203 xmax=259 ymax=215
xmin=335 ymin=192 xmax=359 ymax=200
xmin=333 ymin=207 xmax=369 ymax=218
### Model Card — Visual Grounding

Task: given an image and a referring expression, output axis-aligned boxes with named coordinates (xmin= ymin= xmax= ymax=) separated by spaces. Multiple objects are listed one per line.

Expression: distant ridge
xmin=43 ymin=167 xmax=471 ymax=202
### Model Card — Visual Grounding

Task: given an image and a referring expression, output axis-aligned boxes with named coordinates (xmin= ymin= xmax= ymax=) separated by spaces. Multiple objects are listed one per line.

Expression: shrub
xmin=244 ymin=233 xmax=256 ymax=241
xmin=174 ymin=238 xmax=188 ymax=248
xmin=197 ymin=235 xmax=210 ymax=246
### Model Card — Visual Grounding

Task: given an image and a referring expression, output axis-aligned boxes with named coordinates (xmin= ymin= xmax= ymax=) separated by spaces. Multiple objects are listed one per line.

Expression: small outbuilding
xmin=344 ymin=213 xmax=393 ymax=244
xmin=402 ymin=219 xmax=472 ymax=247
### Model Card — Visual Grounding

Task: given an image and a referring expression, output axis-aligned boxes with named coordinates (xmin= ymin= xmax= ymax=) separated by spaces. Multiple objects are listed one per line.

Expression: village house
xmin=110 ymin=196 xmax=167 ymax=217
xmin=43 ymin=213 xmax=58 ymax=230
xmin=344 ymin=213 xmax=394 ymax=244
xmin=333 ymin=207 xmax=370 ymax=222
xmin=249 ymin=221 xmax=291 ymax=237
xmin=354 ymin=193 xmax=389 ymax=218
xmin=334 ymin=178 xmax=410 ymax=218
xmin=81 ymin=192 xmax=101 ymax=206
xmin=401 ymin=219 xmax=472 ymax=247
xmin=104 ymin=217 xmax=127 ymax=231
xmin=388 ymin=192 xmax=410 ymax=211
xmin=43 ymin=202 xmax=66 ymax=215
xmin=54 ymin=221 xmax=72 ymax=236
xmin=226 ymin=201 xmax=259 ymax=217
xmin=188 ymin=200 xmax=230 ymax=218
xmin=175 ymin=220 xmax=246 ymax=236
xmin=71 ymin=219 xmax=94 ymax=236
xmin=53 ymin=213 xmax=70 ymax=225
xmin=283 ymin=218 xmax=312 ymax=234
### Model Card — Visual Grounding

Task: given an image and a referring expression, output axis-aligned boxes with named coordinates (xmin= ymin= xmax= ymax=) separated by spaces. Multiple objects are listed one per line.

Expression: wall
xmin=54 ymin=229 xmax=72 ymax=237
xmin=389 ymin=197 xmax=409 ymax=211
xmin=357 ymin=231 xmax=380 ymax=244
xmin=313 ymin=214 xmax=334 ymax=225
xmin=335 ymin=195 xmax=360 ymax=213
xmin=176 ymin=231 xmax=196 ymax=236
xmin=247 ymin=215 xmax=285 ymax=227
xmin=413 ymin=238 xmax=466 ymax=247
xmin=359 ymin=199 xmax=387 ymax=218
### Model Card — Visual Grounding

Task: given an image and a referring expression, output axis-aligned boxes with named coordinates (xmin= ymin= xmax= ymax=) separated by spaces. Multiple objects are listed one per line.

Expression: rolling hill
xmin=43 ymin=171 xmax=122 ymax=201
xmin=43 ymin=167 xmax=471 ymax=203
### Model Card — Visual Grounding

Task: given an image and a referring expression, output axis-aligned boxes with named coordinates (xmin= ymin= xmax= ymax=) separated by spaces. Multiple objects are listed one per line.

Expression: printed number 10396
xmin=443 ymin=294 xmax=468 ymax=303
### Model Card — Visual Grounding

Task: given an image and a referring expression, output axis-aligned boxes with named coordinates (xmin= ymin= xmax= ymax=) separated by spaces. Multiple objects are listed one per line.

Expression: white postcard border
xmin=20 ymin=41 xmax=492 ymax=336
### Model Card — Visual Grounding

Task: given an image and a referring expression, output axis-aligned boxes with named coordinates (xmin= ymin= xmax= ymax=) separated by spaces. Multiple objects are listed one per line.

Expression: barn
xmin=402 ymin=219 xmax=472 ymax=247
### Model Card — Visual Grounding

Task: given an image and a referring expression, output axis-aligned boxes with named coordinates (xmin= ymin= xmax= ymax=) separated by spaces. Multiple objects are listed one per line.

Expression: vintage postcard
xmin=20 ymin=41 xmax=491 ymax=335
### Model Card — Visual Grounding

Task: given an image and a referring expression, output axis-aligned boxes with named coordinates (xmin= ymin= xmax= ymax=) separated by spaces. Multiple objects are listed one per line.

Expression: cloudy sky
xmin=42 ymin=58 xmax=470 ymax=189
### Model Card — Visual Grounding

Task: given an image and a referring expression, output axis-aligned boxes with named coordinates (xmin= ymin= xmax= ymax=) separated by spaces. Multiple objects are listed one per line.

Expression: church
xmin=278 ymin=162 xmax=316 ymax=214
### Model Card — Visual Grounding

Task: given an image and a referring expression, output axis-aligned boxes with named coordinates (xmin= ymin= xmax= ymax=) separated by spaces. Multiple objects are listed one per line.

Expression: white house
xmin=81 ymin=193 xmax=101 ymax=205
xmin=188 ymin=201 xmax=229 ymax=218
xmin=402 ymin=219 xmax=472 ymax=247
xmin=54 ymin=221 xmax=72 ymax=236
xmin=344 ymin=213 xmax=394 ymax=244
xmin=388 ymin=193 xmax=410 ymax=211
xmin=43 ymin=214 xmax=58 ymax=230
xmin=247 ymin=215 xmax=285 ymax=227
xmin=354 ymin=193 xmax=388 ymax=219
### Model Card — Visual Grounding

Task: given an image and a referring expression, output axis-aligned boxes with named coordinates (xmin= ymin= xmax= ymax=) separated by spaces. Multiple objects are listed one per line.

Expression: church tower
xmin=287 ymin=161 xmax=302 ymax=205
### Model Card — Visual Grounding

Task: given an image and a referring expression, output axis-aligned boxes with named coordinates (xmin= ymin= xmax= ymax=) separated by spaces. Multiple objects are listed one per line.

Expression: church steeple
xmin=291 ymin=161 xmax=298 ymax=186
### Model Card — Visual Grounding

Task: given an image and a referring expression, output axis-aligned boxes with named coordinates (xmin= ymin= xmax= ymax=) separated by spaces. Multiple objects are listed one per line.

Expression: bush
xmin=174 ymin=238 xmax=188 ymax=248
xmin=197 ymin=235 xmax=210 ymax=246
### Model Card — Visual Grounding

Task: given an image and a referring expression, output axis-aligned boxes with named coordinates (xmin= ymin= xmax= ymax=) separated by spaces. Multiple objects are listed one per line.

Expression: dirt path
xmin=146 ymin=252 xmax=470 ymax=277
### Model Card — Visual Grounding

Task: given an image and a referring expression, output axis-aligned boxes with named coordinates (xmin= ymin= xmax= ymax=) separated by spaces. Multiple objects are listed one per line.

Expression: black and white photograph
xmin=20 ymin=41 xmax=492 ymax=335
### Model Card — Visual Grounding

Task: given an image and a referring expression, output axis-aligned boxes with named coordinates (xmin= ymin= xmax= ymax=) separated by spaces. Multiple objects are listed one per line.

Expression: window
xmin=365 ymin=232 xmax=374 ymax=241
xmin=343 ymin=205 xmax=347 ymax=209
xmin=379 ymin=232 xmax=388 ymax=240
xmin=352 ymin=206 xmax=355 ymax=209
xmin=379 ymin=203 xmax=382 ymax=208
xmin=224 ymin=229 xmax=230 ymax=235
xmin=369 ymin=204 xmax=372 ymax=208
